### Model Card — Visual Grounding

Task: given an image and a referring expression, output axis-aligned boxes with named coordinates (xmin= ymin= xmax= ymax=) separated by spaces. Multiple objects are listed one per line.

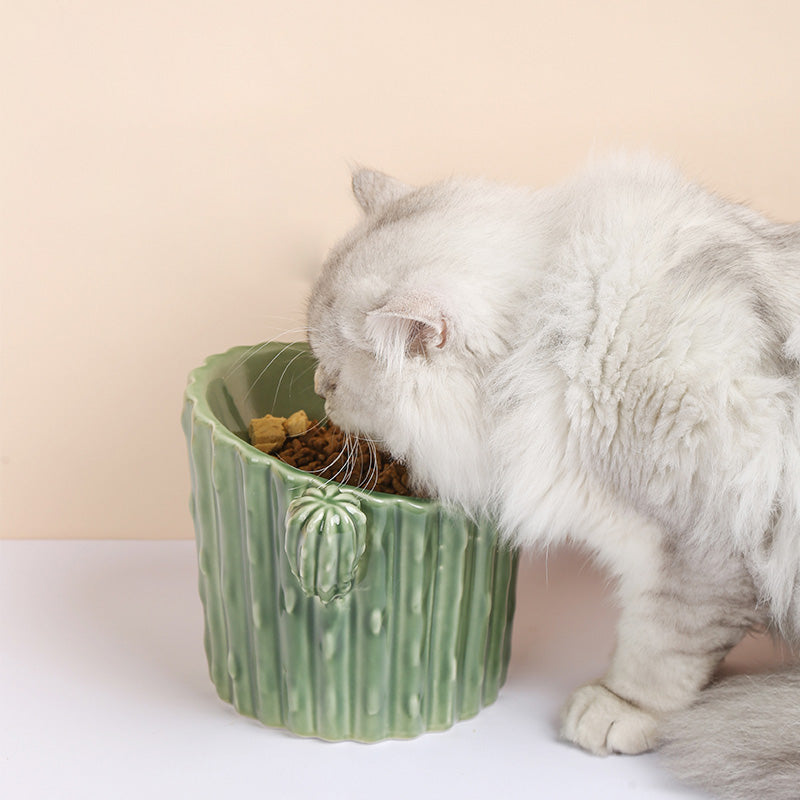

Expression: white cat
xmin=306 ymin=153 xmax=800 ymax=800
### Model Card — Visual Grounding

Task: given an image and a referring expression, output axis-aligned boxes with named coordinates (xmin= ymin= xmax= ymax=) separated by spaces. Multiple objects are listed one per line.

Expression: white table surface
xmin=1 ymin=540 xmax=791 ymax=800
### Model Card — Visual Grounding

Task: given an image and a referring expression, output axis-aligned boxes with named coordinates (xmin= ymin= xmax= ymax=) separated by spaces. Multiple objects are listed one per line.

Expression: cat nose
xmin=314 ymin=368 xmax=335 ymax=398
xmin=313 ymin=369 xmax=325 ymax=396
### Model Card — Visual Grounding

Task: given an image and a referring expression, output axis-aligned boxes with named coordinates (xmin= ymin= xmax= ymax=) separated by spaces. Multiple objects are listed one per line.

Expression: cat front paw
xmin=560 ymin=683 xmax=659 ymax=756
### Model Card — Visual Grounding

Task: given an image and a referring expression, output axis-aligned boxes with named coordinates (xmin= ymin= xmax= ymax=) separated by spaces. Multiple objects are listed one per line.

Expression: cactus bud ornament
xmin=285 ymin=486 xmax=367 ymax=603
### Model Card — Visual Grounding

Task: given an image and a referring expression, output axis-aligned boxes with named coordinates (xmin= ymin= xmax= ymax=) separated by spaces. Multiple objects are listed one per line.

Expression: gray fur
xmin=306 ymin=153 xmax=800 ymax=799
xmin=660 ymin=672 xmax=800 ymax=800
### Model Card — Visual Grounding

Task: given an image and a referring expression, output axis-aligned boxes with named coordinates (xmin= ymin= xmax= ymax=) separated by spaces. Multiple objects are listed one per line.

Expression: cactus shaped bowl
xmin=182 ymin=341 xmax=519 ymax=741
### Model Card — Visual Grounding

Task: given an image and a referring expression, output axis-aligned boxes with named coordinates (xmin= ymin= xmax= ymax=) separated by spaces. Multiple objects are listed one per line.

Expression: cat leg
xmin=561 ymin=546 xmax=760 ymax=756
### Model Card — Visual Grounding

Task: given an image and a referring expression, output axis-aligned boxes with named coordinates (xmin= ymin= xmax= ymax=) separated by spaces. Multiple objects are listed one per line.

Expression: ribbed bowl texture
xmin=182 ymin=341 xmax=519 ymax=741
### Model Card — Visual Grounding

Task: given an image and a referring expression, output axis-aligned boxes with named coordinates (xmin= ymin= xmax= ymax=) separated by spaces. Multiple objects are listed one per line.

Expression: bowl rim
xmin=185 ymin=341 xmax=436 ymax=509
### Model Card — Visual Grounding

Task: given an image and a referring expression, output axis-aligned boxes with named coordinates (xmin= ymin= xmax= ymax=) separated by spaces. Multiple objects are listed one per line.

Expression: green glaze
xmin=285 ymin=486 xmax=368 ymax=604
xmin=182 ymin=341 xmax=519 ymax=741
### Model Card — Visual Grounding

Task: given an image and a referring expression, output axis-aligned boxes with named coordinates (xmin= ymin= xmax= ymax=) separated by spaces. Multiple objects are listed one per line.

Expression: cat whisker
xmin=358 ymin=434 xmax=373 ymax=492
xmin=314 ymin=430 xmax=353 ymax=485
xmin=347 ymin=434 xmax=361 ymax=488
xmin=270 ymin=349 xmax=310 ymax=410
xmin=223 ymin=341 xmax=271 ymax=380
xmin=352 ymin=430 xmax=390 ymax=448
xmin=351 ymin=433 xmax=377 ymax=493
xmin=242 ymin=339 xmax=308 ymax=403
xmin=289 ymin=360 xmax=319 ymax=401
xmin=357 ymin=436 xmax=370 ymax=489
xmin=322 ymin=434 xmax=356 ymax=489
xmin=224 ymin=324 xmax=313 ymax=379
xmin=362 ymin=435 xmax=379 ymax=492
xmin=342 ymin=432 xmax=358 ymax=488
xmin=301 ymin=414 xmax=329 ymax=436
xmin=308 ymin=432 xmax=346 ymax=475
xmin=286 ymin=433 xmax=346 ymax=476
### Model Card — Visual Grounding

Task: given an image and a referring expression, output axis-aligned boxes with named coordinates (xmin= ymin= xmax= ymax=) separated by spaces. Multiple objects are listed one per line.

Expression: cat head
xmin=306 ymin=167 xmax=537 ymax=500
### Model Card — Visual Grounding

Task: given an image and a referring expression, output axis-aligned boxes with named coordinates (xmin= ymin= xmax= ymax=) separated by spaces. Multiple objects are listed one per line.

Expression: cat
xmin=305 ymin=152 xmax=800 ymax=800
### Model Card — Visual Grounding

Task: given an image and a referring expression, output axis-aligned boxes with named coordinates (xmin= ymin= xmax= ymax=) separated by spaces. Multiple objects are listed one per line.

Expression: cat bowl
xmin=181 ymin=341 xmax=519 ymax=741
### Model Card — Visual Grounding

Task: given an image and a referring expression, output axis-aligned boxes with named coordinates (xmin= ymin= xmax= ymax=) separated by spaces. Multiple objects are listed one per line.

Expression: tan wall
xmin=3 ymin=1 xmax=800 ymax=538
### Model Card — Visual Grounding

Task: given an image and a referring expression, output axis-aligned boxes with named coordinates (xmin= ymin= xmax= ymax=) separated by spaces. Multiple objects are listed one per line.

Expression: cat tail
xmin=659 ymin=670 xmax=800 ymax=800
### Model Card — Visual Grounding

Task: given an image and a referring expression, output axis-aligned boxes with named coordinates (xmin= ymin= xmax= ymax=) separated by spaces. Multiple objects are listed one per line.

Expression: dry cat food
xmin=248 ymin=411 xmax=422 ymax=497
xmin=249 ymin=410 xmax=311 ymax=453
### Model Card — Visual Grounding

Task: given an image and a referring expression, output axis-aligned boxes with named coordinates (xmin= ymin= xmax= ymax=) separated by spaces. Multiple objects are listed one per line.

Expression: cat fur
xmin=306 ymin=153 xmax=800 ymax=799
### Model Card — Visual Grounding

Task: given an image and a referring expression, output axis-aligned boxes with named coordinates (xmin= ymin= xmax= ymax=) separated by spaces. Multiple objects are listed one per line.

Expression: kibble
xmin=248 ymin=411 xmax=423 ymax=498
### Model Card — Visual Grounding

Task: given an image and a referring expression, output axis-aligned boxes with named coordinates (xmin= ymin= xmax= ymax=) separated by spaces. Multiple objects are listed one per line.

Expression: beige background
xmin=3 ymin=1 xmax=799 ymax=539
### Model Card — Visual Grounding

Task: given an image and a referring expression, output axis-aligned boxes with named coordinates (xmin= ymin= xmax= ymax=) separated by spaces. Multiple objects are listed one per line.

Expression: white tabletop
xmin=1 ymin=540 xmax=790 ymax=800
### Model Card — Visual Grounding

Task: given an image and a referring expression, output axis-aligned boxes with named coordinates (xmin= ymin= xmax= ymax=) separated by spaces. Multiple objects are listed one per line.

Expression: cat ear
xmin=352 ymin=168 xmax=413 ymax=214
xmin=365 ymin=291 xmax=448 ymax=369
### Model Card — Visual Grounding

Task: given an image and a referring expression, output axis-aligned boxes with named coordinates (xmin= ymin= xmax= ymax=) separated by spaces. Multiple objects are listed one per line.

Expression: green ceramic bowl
xmin=182 ymin=341 xmax=519 ymax=741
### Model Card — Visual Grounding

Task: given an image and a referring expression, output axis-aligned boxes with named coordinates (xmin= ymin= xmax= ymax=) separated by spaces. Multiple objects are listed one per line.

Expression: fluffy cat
xmin=305 ymin=153 xmax=800 ymax=800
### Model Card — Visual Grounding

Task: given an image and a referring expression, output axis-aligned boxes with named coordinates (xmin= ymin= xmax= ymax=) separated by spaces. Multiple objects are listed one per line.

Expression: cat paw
xmin=560 ymin=683 xmax=659 ymax=756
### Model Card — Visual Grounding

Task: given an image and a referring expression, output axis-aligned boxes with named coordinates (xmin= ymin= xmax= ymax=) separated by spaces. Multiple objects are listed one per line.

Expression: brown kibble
xmin=249 ymin=410 xmax=312 ymax=455
xmin=248 ymin=414 xmax=287 ymax=453
xmin=248 ymin=410 xmax=424 ymax=498
xmin=284 ymin=410 xmax=311 ymax=437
